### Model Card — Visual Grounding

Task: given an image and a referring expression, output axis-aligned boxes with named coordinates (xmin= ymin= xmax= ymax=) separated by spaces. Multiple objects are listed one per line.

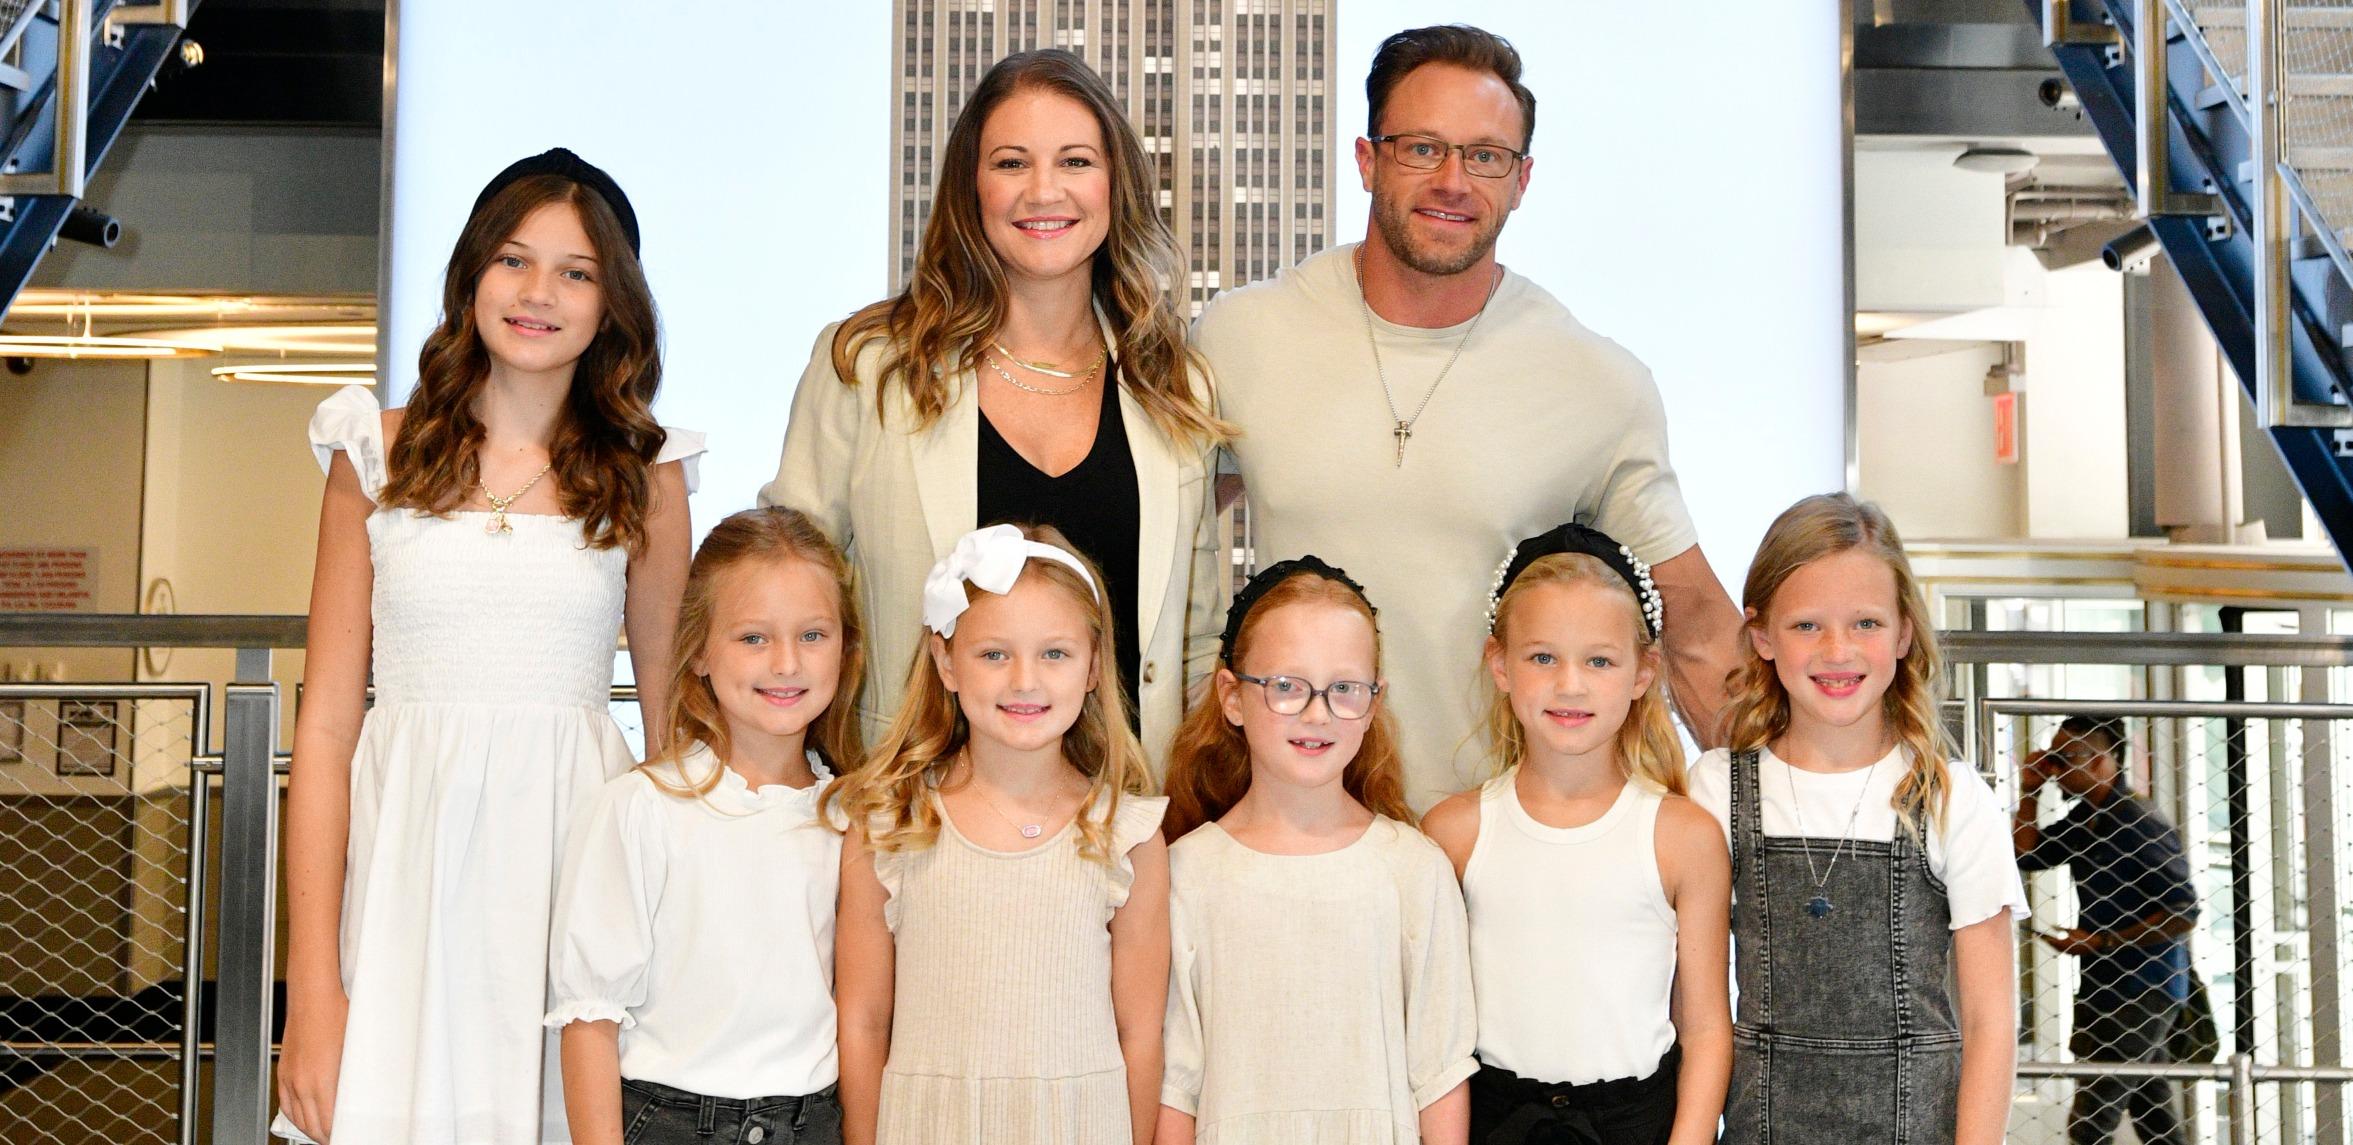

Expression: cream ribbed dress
xmin=873 ymin=790 xmax=1168 ymax=1145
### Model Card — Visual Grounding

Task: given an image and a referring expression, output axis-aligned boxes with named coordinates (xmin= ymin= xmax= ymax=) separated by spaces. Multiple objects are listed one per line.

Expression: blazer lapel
xmin=908 ymin=371 xmax=980 ymax=561
xmin=1126 ymin=383 xmax=1179 ymax=660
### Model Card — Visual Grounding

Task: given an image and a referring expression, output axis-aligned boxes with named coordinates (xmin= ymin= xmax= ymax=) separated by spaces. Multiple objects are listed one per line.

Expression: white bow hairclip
xmin=922 ymin=524 xmax=1101 ymax=637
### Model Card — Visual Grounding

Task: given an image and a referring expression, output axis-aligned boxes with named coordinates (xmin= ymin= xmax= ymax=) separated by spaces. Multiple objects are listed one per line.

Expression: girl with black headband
xmin=1157 ymin=558 xmax=1478 ymax=1144
xmin=275 ymin=149 xmax=701 ymax=1144
xmin=1422 ymin=523 xmax=1732 ymax=1145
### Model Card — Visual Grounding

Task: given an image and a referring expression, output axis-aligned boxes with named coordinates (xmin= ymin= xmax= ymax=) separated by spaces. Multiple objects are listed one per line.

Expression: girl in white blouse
xmin=547 ymin=507 xmax=867 ymax=1145
xmin=1421 ymin=523 xmax=1732 ymax=1145
xmin=1157 ymin=557 xmax=1478 ymax=1145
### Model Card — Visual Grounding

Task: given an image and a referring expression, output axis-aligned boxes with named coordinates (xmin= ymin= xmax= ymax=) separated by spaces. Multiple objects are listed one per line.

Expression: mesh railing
xmin=1984 ymin=697 xmax=2353 ymax=1144
xmin=0 ymin=684 xmax=206 ymax=1145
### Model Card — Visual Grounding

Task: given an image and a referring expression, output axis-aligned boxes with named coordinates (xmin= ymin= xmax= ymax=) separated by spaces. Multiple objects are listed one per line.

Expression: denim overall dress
xmin=1723 ymin=750 xmax=1961 ymax=1144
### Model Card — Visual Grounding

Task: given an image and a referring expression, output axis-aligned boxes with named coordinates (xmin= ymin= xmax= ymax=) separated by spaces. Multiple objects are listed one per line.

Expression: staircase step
xmin=2196 ymin=6 xmax=2353 ymax=30
xmin=2292 ymin=75 xmax=2353 ymax=98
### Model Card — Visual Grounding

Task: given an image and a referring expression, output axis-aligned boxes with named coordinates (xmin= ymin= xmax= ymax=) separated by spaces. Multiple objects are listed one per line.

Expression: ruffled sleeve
xmin=1105 ymin=793 xmax=1169 ymax=910
xmin=866 ymin=811 xmax=912 ymax=935
xmin=544 ymin=772 xmax=668 ymax=1030
xmin=307 ymin=384 xmax=390 ymax=501
xmin=654 ymin=426 xmax=708 ymax=494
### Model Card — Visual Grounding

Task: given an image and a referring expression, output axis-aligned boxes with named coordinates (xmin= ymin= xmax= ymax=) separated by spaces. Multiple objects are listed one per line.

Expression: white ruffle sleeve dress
xmin=271 ymin=385 xmax=705 ymax=1145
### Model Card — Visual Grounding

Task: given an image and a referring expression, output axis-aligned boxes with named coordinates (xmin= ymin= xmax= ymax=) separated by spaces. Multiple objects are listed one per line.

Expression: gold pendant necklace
xmin=991 ymin=339 xmax=1106 ymax=380
xmin=479 ymin=463 xmax=553 ymax=535
xmin=983 ymin=350 xmax=1095 ymax=397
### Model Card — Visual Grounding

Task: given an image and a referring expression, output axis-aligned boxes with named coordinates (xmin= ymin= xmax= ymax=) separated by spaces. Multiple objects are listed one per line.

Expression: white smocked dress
xmin=271 ymin=385 xmax=705 ymax=1145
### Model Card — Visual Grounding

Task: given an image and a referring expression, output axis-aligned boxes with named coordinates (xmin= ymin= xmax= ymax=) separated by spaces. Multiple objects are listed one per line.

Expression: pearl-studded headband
xmin=1486 ymin=522 xmax=1664 ymax=639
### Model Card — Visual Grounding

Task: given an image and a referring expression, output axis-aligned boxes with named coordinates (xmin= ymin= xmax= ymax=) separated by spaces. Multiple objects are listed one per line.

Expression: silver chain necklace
xmin=1786 ymin=755 xmax=1881 ymax=919
xmin=1354 ymin=246 xmax=1503 ymax=467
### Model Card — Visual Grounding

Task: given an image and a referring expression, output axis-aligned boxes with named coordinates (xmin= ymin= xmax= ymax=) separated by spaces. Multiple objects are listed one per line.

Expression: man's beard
xmin=1370 ymin=184 xmax=1506 ymax=279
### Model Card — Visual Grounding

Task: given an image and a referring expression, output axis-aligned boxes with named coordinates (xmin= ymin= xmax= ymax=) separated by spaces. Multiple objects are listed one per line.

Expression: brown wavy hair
xmin=379 ymin=174 xmax=667 ymax=552
xmin=639 ymin=507 xmax=866 ymax=800
xmin=828 ymin=49 xmax=1229 ymax=450
xmin=1480 ymin=553 xmax=1685 ymax=796
xmin=820 ymin=525 xmax=1150 ymax=862
xmin=1721 ymin=493 xmax=1952 ymax=832
xmin=1162 ymin=572 xmax=1413 ymax=841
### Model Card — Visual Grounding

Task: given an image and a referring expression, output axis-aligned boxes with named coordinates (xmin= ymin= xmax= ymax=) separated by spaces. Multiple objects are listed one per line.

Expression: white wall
xmin=1329 ymin=2 xmax=1849 ymax=583
xmin=1854 ymin=147 xmax=2008 ymax=312
xmin=0 ymin=361 xmax=143 ymax=684
xmin=1857 ymin=344 xmax=2023 ymax=537
xmin=382 ymin=2 xmax=891 ymax=533
xmin=2018 ymin=253 xmax=2129 ymax=537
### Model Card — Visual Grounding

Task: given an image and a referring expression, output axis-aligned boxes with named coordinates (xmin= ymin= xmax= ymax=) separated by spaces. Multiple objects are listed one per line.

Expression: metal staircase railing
xmin=2037 ymin=0 xmax=2353 ymax=571
xmin=0 ymin=0 xmax=192 ymax=321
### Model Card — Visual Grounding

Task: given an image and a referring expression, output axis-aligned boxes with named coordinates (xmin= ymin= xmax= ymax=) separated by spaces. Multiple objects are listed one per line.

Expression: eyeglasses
xmin=1231 ymin=672 xmax=1381 ymax=720
xmin=1369 ymin=133 xmax=1528 ymax=179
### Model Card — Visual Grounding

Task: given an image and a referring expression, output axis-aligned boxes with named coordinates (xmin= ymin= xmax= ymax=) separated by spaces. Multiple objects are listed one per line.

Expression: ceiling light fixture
xmin=0 ymin=334 xmax=210 ymax=359
xmin=209 ymin=363 xmax=377 ymax=386
xmin=1954 ymin=147 xmax=2040 ymax=175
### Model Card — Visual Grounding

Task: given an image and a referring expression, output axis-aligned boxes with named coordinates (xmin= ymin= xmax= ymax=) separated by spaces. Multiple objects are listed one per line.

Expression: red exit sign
xmin=1992 ymin=392 xmax=2018 ymax=465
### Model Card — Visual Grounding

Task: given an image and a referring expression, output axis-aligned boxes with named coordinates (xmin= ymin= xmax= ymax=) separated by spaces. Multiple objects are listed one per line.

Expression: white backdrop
xmin=386 ymin=2 xmax=1847 ymax=581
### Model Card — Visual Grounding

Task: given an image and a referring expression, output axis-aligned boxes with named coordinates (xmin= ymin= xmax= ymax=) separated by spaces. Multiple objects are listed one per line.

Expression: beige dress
xmin=1160 ymin=817 xmax=1479 ymax=1144
xmin=873 ymin=790 xmax=1169 ymax=1144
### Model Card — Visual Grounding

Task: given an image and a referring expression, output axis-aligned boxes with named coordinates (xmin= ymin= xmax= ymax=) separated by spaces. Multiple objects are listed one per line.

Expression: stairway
xmin=2036 ymin=0 xmax=2353 ymax=568
xmin=0 ymin=0 xmax=194 ymax=316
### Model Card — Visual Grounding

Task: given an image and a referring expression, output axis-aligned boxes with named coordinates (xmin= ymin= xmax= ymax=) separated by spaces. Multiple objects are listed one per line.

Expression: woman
xmin=763 ymin=48 xmax=1228 ymax=768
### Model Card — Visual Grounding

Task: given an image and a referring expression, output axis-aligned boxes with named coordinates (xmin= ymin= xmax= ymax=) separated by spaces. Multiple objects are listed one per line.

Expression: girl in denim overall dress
xmin=1688 ymin=494 xmax=2025 ymax=1145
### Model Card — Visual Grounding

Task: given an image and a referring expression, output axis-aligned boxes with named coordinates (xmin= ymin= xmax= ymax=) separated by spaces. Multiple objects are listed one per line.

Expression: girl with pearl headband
xmin=1423 ymin=522 xmax=1732 ymax=1145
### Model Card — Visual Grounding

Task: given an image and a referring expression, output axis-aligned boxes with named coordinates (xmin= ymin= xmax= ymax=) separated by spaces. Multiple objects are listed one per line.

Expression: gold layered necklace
xmin=983 ymin=334 xmax=1106 ymax=397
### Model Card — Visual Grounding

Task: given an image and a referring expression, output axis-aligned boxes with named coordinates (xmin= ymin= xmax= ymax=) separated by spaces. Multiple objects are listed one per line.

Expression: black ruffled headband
xmin=470 ymin=147 xmax=641 ymax=256
xmin=1218 ymin=555 xmax=1375 ymax=665
xmin=1486 ymin=522 xmax=1663 ymax=639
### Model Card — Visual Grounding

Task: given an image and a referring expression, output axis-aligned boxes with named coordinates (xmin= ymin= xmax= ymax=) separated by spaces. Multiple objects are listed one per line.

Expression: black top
xmin=975 ymin=378 xmax=1142 ymax=723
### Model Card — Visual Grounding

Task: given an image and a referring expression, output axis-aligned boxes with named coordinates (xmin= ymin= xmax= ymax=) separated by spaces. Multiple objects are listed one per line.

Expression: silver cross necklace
xmin=1354 ymin=246 xmax=1504 ymax=467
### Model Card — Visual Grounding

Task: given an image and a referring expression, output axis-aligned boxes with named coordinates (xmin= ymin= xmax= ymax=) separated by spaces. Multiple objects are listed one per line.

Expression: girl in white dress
xmin=1156 ymin=557 xmax=1477 ymax=1145
xmin=275 ymin=149 xmax=701 ymax=1144
xmin=1420 ymin=523 xmax=1732 ymax=1145
xmin=827 ymin=523 xmax=1169 ymax=1145
xmin=547 ymin=507 xmax=865 ymax=1145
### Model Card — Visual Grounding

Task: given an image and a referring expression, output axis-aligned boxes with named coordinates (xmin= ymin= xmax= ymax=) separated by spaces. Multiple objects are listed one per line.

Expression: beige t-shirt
xmin=1161 ymin=817 xmax=1478 ymax=1144
xmin=1196 ymin=245 xmax=1697 ymax=806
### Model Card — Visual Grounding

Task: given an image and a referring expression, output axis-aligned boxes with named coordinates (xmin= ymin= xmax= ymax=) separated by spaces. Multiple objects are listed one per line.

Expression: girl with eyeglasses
xmin=1421 ymin=523 xmax=1731 ymax=1145
xmin=1156 ymin=558 xmax=1476 ymax=1145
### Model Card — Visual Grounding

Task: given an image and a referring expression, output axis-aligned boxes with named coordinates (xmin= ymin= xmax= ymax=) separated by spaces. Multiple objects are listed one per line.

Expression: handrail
xmin=0 ymin=613 xmax=308 ymax=648
xmin=0 ymin=0 xmax=90 ymax=199
xmin=1948 ymin=630 xmax=2353 ymax=667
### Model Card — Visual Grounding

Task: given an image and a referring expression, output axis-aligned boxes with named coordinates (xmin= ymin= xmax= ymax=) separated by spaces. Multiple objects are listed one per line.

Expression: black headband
xmin=1218 ymin=555 xmax=1376 ymax=665
xmin=470 ymin=147 xmax=641 ymax=256
xmin=1487 ymin=522 xmax=1663 ymax=639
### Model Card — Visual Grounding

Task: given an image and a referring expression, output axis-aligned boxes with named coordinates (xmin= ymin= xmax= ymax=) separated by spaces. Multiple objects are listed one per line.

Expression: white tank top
xmin=1462 ymin=767 xmax=1679 ymax=1085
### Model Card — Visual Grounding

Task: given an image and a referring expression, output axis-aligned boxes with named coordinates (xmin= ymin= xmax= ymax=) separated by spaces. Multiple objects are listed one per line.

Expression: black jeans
xmin=2069 ymin=992 xmax=2186 ymax=1145
xmin=618 ymin=1078 xmax=842 ymax=1145
xmin=1469 ymin=1045 xmax=1681 ymax=1145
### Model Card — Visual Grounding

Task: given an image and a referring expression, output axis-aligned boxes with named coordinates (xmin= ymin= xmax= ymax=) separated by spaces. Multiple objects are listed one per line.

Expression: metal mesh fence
xmin=0 ymin=687 xmax=203 ymax=1145
xmin=1990 ymin=699 xmax=2353 ymax=1144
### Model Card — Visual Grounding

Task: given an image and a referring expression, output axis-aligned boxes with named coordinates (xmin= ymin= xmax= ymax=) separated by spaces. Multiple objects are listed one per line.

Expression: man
xmin=2015 ymin=716 xmax=2199 ymax=1145
xmin=1195 ymin=24 xmax=1744 ymax=806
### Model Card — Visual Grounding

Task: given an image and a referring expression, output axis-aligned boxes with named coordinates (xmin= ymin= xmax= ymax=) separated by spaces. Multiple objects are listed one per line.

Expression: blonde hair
xmin=1722 ymin=492 xmax=1951 ymax=832
xmin=639 ymin=507 xmax=866 ymax=799
xmin=1480 ymin=553 xmax=1685 ymax=796
xmin=1162 ymin=572 xmax=1414 ymax=841
xmin=829 ymin=50 xmax=1230 ymax=451
xmin=821 ymin=524 xmax=1150 ymax=862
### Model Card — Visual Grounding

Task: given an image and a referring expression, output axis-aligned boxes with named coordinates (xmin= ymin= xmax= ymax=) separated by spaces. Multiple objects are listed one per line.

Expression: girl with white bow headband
xmin=824 ymin=523 xmax=1171 ymax=1145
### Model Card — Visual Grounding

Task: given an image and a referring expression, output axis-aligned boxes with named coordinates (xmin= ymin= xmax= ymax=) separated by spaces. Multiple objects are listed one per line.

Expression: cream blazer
xmin=760 ymin=321 xmax=1225 ymax=772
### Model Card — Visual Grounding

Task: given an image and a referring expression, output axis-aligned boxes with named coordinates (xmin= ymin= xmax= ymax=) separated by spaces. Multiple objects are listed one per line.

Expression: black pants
xmin=618 ymin=1077 xmax=842 ymax=1145
xmin=1470 ymin=1045 xmax=1681 ymax=1145
xmin=2069 ymin=993 xmax=2186 ymax=1145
